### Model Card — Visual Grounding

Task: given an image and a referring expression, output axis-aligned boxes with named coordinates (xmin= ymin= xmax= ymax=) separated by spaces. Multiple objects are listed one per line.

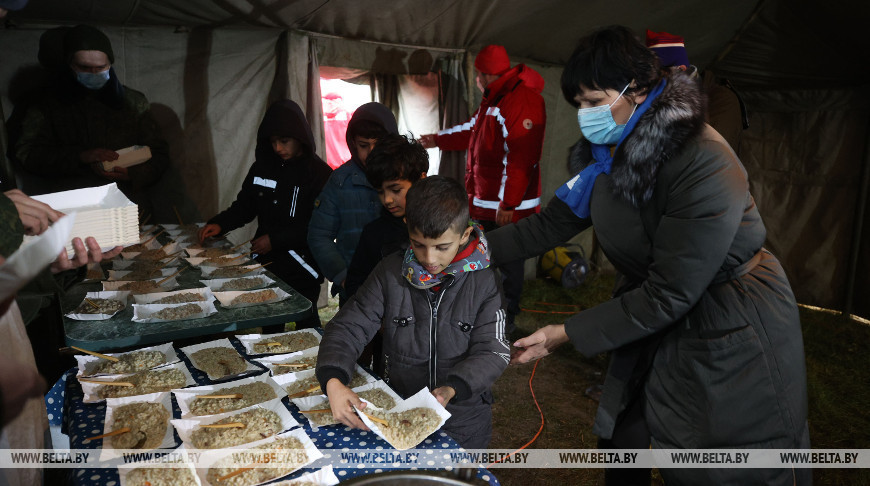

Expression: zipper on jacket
xmin=427 ymin=276 xmax=453 ymax=390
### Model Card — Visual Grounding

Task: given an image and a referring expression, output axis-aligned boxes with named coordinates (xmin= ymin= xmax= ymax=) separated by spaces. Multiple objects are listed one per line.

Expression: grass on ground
xmin=316 ymin=273 xmax=870 ymax=486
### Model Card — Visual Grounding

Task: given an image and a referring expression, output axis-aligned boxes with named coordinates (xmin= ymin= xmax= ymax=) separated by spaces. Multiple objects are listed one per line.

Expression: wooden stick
xmin=228 ymin=252 xmax=252 ymax=261
xmin=272 ymin=362 xmax=309 ymax=368
xmin=78 ymin=379 xmax=134 ymax=387
xmin=157 ymin=266 xmax=188 ymax=285
xmin=84 ymin=427 xmax=131 ymax=441
xmin=157 ymin=252 xmax=184 ymax=269
xmin=84 ymin=298 xmax=101 ymax=310
xmin=196 ymin=393 xmax=243 ymax=399
xmin=200 ymin=422 xmax=246 ymax=429
xmin=286 ymin=385 xmax=321 ymax=399
xmin=360 ymin=410 xmax=389 ymax=427
xmin=140 ymin=229 xmax=165 ymax=246
xmin=299 ymin=408 xmax=331 ymax=414
xmin=262 ymin=342 xmax=283 ymax=347
xmin=70 ymin=345 xmax=119 ymax=362
xmin=231 ymin=240 xmax=250 ymax=251
xmin=173 ymin=206 xmax=184 ymax=226
xmin=216 ymin=466 xmax=255 ymax=482
xmin=241 ymin=262 xmax=271 ymax=274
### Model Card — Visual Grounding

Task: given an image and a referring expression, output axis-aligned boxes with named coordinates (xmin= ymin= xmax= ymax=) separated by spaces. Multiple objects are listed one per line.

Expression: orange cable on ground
xmin=533 ymin=301 xmax=582 ymax=308
xmin=487 ymin=359 xmax=544 ymax=468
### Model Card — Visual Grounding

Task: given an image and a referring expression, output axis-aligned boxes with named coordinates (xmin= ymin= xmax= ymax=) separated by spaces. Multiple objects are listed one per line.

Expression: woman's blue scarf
xmin=555 ymin=79 xmax=667 ymax=219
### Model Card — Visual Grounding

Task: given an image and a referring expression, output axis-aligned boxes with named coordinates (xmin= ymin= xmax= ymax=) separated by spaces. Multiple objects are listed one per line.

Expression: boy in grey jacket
xmin=316 ymin=176 xmax=510 ymax=449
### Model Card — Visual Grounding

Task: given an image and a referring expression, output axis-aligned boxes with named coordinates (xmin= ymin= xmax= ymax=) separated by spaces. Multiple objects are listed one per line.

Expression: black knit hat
xmin=63 ymin=25 xmax=114 ymax=64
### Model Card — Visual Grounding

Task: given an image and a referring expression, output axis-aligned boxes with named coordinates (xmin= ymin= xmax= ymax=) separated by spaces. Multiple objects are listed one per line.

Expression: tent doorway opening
xmin=319 ymin=71 xmax=441 ymax=174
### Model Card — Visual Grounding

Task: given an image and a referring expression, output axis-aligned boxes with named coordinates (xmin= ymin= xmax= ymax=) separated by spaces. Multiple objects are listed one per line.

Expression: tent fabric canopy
xmin=2 ymin=0 xmax=869 ymax=317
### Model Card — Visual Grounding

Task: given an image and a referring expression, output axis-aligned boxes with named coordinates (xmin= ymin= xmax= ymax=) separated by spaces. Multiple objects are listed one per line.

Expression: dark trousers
xmin=479 ymin=220 xmax=523 ymax=332
xmin=598 ymin=396 xmax=652 ymax=486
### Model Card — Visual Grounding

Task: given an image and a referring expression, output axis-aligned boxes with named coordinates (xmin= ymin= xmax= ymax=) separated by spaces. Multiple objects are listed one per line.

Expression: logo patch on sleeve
xmin=522 ymin=118 xmax=533 ymax=130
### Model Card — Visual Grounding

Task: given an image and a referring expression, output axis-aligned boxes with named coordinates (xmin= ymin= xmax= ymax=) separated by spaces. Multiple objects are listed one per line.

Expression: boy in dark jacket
xmin=307 ymin=103 xmax=398 ymax=305
xmin=345 ymin=133 xmax=428 ymax=370
xmin=316 ymin=176 xmax=510 ymax=449
xmin=199 ymin=99 xmax=331 ymax=330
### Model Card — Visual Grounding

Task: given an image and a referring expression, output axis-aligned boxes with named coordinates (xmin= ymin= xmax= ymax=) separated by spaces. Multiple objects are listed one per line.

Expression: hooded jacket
xmin=435 ymin=64 xmax=545 ymax=222
xmin=316 ymin=226 xmax=509 ymax=447
xmin=209 ymin=100 xmax=331 ymax=290
xmin=489 ymin=72 xmax=809 ymax=485
xmin=307 ymin=103 xmax=398 ymax=288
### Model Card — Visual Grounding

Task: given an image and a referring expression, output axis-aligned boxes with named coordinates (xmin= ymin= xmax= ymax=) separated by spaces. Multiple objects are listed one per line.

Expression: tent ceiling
xmin=11 ymin=0 xmax=759 ymax=67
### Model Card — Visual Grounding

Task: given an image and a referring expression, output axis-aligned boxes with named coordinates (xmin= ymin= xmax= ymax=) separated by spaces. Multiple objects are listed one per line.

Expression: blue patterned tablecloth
xmin=53 ymin=337 xmax=499 ymax=485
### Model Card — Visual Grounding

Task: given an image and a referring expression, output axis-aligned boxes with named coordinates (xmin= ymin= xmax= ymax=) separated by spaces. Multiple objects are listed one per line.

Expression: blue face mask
xmin=576 ymin=82 xmax=636 ymax=145
xmin=76 ymin=69 xmax=111 ymax=90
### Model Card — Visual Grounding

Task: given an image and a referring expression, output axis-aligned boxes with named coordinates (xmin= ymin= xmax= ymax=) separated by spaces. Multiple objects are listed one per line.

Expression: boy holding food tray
xmin=316 ymin=176 xmax=510 ymax=449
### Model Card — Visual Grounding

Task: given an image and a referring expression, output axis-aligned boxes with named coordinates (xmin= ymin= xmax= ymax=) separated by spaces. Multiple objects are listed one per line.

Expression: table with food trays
xmin=51 ymin=331 xmax=500 ymax=486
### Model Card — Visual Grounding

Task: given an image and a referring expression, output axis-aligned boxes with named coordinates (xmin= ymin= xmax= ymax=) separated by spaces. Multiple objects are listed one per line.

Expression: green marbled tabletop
xmin=61 ymin=259 xmax=312 ymax=352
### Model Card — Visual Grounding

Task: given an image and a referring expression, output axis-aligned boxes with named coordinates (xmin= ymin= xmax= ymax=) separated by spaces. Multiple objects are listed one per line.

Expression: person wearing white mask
xmin=14 ymin=24 xmax=169 ymax=216
xmin=487 ymin=25 xmax=809 ymax=486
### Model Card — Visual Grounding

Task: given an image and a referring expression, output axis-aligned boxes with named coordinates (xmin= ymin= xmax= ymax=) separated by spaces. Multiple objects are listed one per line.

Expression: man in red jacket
xmin=420 ymin=45 xmax=546 ymax=333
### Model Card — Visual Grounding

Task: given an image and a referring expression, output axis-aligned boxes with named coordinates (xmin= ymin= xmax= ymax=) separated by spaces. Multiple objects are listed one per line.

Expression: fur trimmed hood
xmin=568 ymin=71 xmax=706 ymax=207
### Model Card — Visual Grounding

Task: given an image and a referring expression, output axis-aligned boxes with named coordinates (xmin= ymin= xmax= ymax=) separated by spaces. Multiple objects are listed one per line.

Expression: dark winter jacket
xmin=307 ymin=103 xmax=398 ymax=290
xmin=209 ymin=100 xmax=331 ymax=290
xmin=435 ymin=64 xmax=545 ymax=222
xmin=489 ymin=72 xmax=809 ymax=485
xmin=316 ymin=228 xmax=509 ymax=447
xmin=344 ymin=210 xmax=408 ymax=298
xmin=14 ymin=69 xmax=169 ymax=206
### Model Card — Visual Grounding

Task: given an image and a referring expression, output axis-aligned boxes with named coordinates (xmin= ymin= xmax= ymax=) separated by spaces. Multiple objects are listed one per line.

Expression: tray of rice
xmin=171 ymin=397 xmax=298 ymax=449
xmin=65 ymin=290 xmax=130 ymax=320
xmin=118 ymin=445 xmax=201 ymax=486
xmin=112 ymin=255 xmax=181 ymax=270
xmin=185 ymin=254 xmax=251 ymax=268
xmin=80 ymin=361 xmax=195 ymax=403
xmin=96 ymin=391 xmax=175 ymax=460
xmin=109 ymin=267 xmax=179 ymax=281
xmin=272 ymin=366 xmax=374 ymax=400
xmin=121 ymin=241 xmax=180 ymax=261
xmin=292 ymin=381 xmax=401 ymax=428
xmin=186 ymin=247 xmax=247 ymax=259
xmin=200 ymin=275 xmax=275 ymax=292
xmin=200 ymin=264 xmax=265 ymax=279
xmin=76 ymin=342 xmax=178 ymax=378
xmin=236 ymin=329 xmax=321 ymax=356
xmin=103 ymin=277 xmax=180 ymax=294
xmin=180 ymin=338 xmax=259 ymax=381
xmin=173 ymin=373 xmax=286 ymax=418
xmin=197 ymin=428 xmax=322 ymax=486
xmin=253 ymin=348 xmax=318 ymax=376
xmin=213 ymin=288 xmax=290 ymax=310
xmin=132 ymin=301 xmax=217 ymax=323
xmin=355 ymin=387 xmax=451 ymax=450
xmin=133 ymin=288 xmax=215 ymax=305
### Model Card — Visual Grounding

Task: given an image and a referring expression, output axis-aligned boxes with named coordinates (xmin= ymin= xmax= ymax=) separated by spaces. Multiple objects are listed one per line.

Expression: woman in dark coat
xmin=199 ymin=100 xmax=331 ymax=330
xmin=489 ymin=26 xmax=810 ymax=485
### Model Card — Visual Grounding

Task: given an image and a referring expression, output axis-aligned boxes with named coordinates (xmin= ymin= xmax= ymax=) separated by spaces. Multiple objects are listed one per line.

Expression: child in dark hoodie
xmin=307 ymin=102 xmax=398 ymax=305
xmin=199 ymin=99 xmax=331 ymax=330
xmin=316 ymin=176 xmax=510 ymax=449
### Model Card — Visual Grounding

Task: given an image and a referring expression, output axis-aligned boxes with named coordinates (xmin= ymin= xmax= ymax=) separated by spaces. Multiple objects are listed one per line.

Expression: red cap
xmin=645 ymin=29 xmax=690 ymax=68
xmin=474 ymin=45 xmax=510 ymax=75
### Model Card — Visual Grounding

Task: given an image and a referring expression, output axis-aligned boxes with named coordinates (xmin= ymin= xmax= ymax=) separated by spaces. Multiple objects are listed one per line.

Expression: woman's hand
xmin=50 ymin=237 xmax=123 ymax=274
xmin=510 ymin=324 xmax=570 ymax=364
xmin=4 ymin=189 xmax=63 ymax=235
xmin=198 ymin=224 xmax=221 ymax=244
xmin=326 ymin=378 xmax=369 ymax=430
